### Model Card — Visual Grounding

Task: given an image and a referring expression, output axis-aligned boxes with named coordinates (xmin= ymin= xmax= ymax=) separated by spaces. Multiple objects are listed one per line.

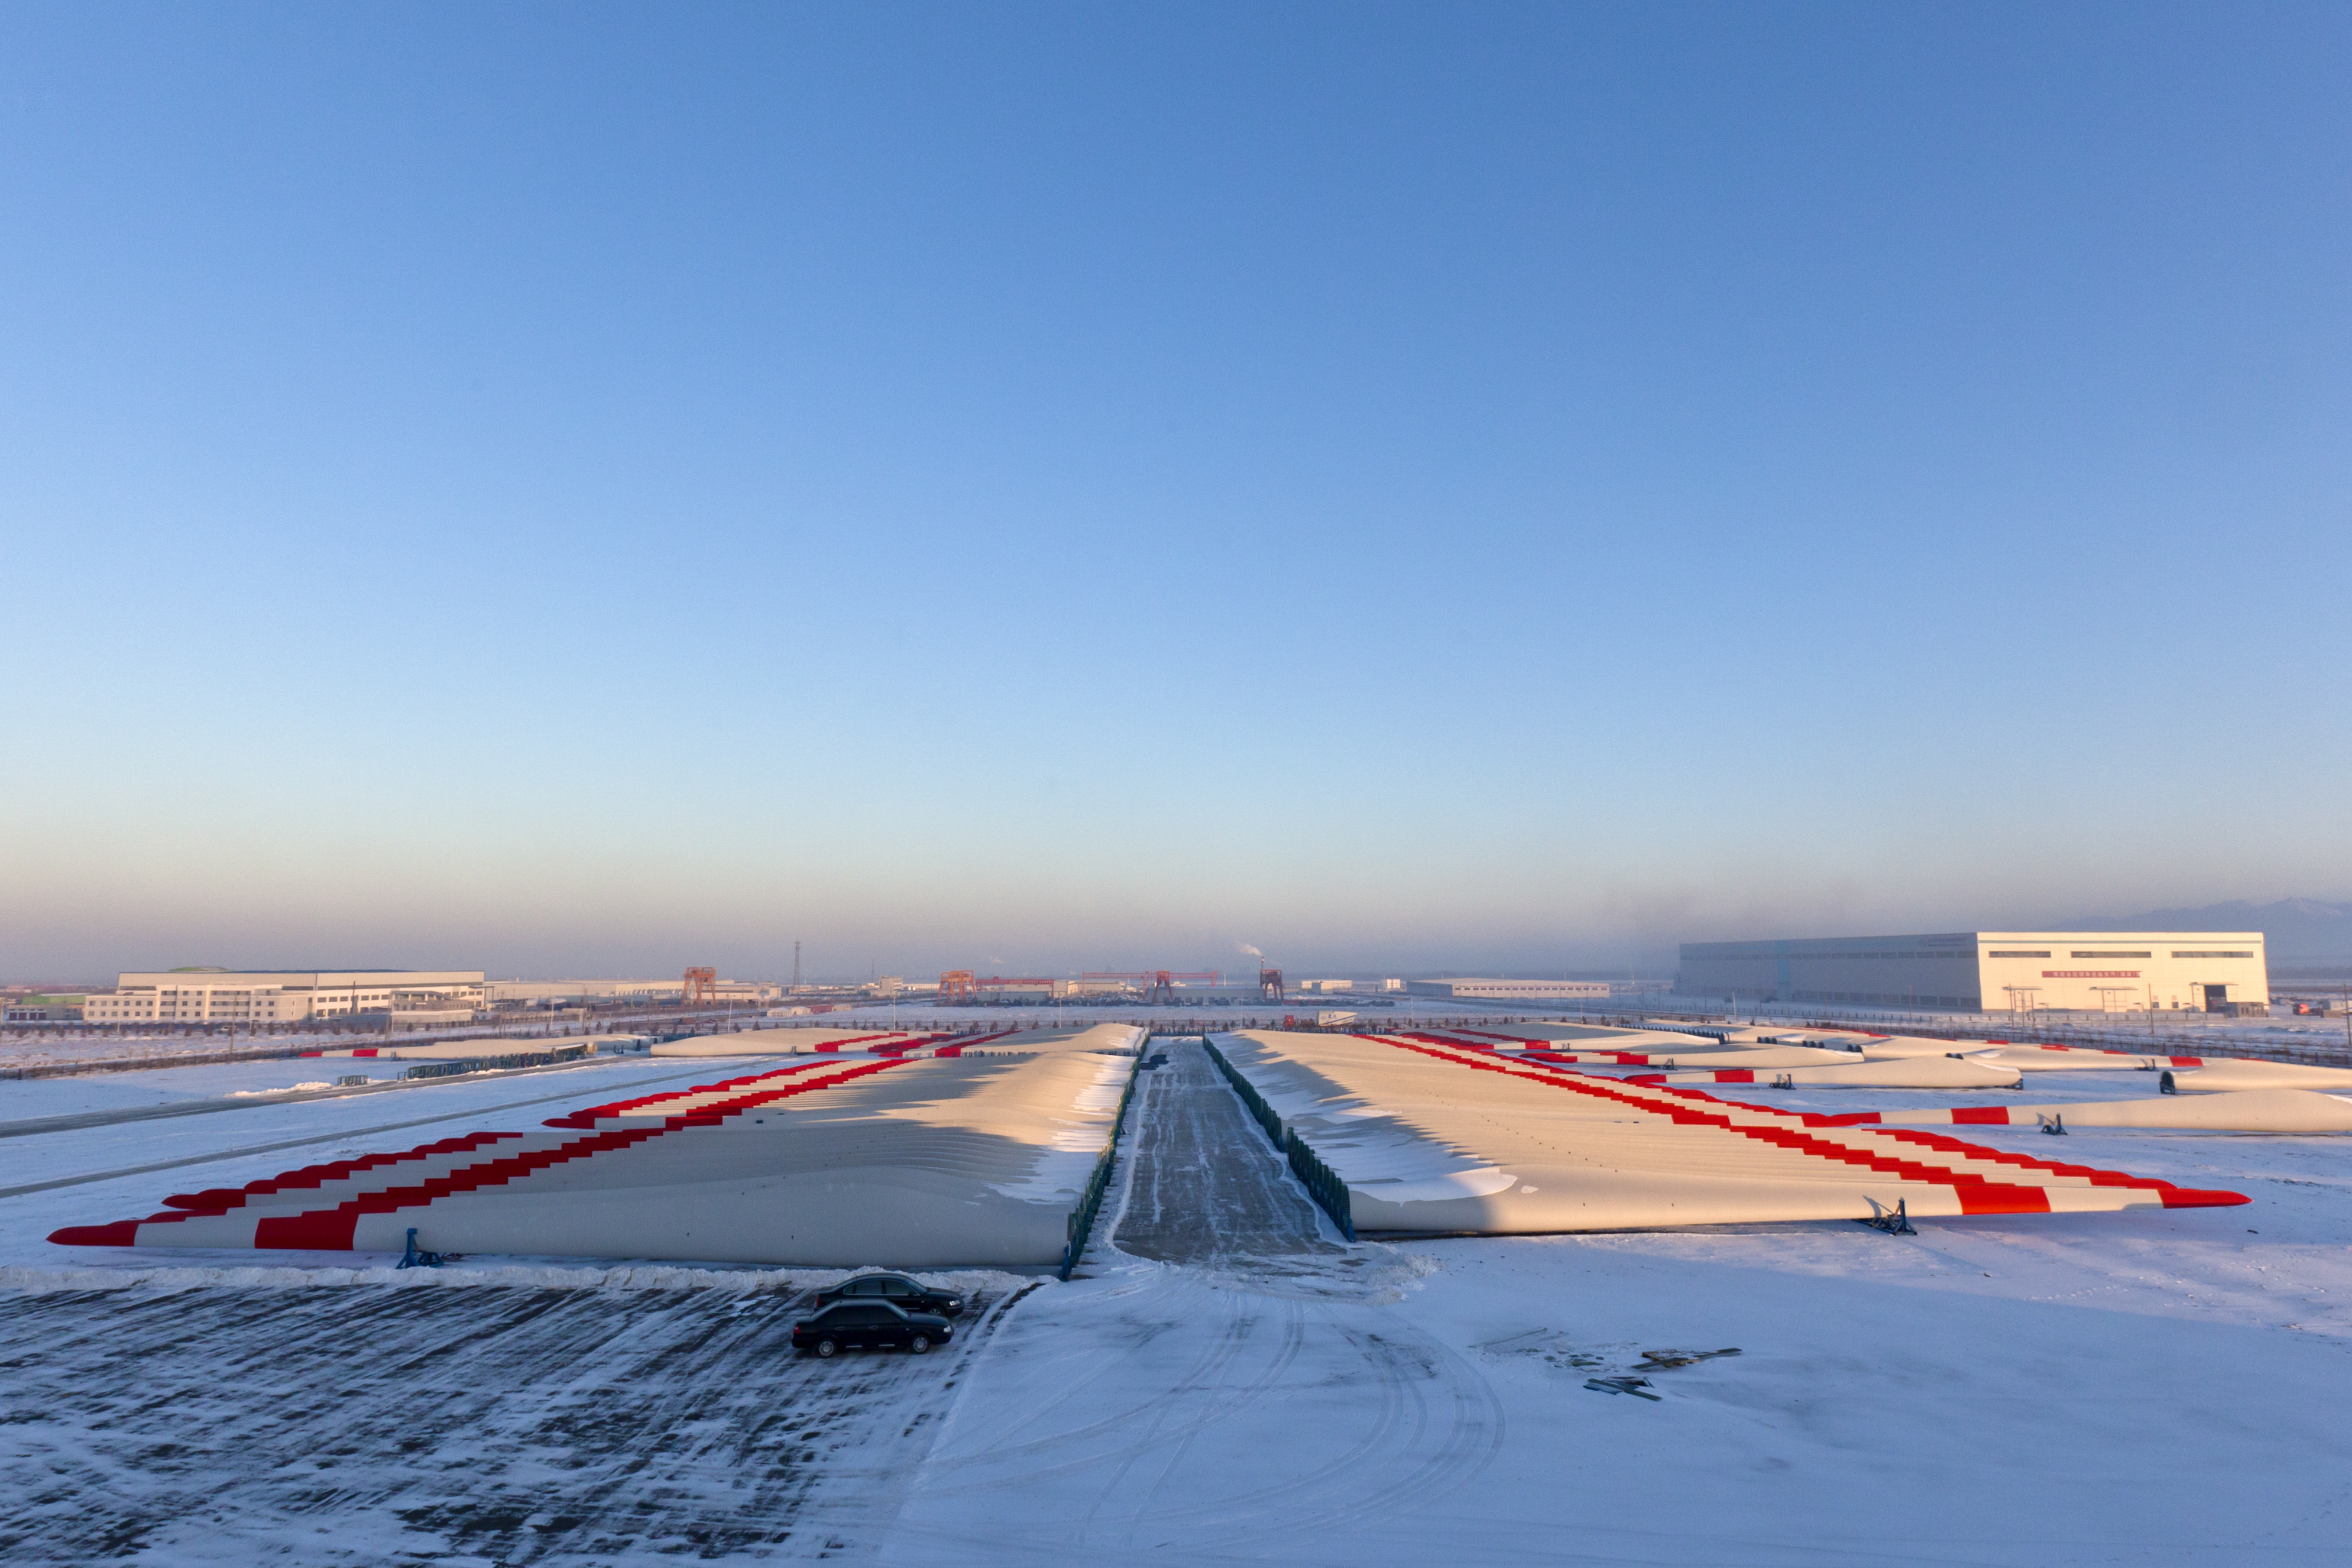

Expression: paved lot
xmin=0 ymin=1278 xmax=1029 ymax=1564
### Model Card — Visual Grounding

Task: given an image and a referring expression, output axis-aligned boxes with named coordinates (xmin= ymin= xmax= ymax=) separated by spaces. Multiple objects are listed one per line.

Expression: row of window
xmin=1784 ymin=991 xmax=1980 ymax=1007
xmin=1709 ymin=951 xmax=1971 ymax=962
xmin=1987 ymin=950 xmax=2255 ymax=960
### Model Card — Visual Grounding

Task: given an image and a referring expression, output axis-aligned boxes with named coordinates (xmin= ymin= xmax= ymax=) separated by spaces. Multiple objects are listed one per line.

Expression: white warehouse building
xmin=485 ymin=979 xmax=689 ymax=1005
xmin=1677 ymin=934 xmax=2268 ymax=1014
xmin=1405 ymin=978 xmax=1611 ymax=1000
xmin=83 ymin=969 xmax=486 ymax=1026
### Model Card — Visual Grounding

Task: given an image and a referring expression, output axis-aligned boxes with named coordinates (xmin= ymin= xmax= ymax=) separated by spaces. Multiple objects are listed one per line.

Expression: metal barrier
xmin=1202 ymin=1038 xmax=1355 ymax=1242
xmin=1059 ymin=1044 xmax=1147 ymax=1280
xmin=403 ymin=1045 xmax=593 ymax=1080
xmin=1203 ymin=1037 xmax=1284 ymax=1148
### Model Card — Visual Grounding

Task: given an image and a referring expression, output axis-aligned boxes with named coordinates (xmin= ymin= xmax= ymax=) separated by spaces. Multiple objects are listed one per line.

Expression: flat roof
xmin=1684 ymin=932 xmax=2263 ymax=953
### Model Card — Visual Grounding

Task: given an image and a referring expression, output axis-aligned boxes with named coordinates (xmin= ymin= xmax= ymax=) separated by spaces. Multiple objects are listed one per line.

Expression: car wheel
xmin=909 ymin=1334 xmax=931 ymax=1355
xmin=815 ymin=1337 xmax=838 ymax=1358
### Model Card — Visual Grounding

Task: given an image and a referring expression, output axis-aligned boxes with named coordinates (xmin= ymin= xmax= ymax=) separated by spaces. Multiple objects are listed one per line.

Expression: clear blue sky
xmin=4 ymin=4 xmax=2347 ymax=983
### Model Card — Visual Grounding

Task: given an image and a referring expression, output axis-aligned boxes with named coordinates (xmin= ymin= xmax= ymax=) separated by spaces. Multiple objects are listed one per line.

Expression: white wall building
xmin=1677 ymin=934 xmax=2269 ymax=1014
xmin=486 ymin=980 xmax=688 ymax=1005
xmin=1404 ymin=979 xmax=1612 ymax=1000
xmin=702 ymin=981 xmax=782 ymax=1005
xmin=85 ymin=970 xmax=486 ymax=1026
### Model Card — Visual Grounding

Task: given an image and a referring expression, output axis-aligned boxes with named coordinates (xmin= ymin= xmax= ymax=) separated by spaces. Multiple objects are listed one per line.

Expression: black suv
xmin=792 ymin=1300 xmax=953 ymax=1357
xmin=812 ymin=1272 xmax=964 ymax=1317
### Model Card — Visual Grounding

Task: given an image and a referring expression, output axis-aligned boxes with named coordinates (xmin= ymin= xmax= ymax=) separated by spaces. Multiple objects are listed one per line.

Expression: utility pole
xmin=793 ymin=941 xmax=801 ymax=990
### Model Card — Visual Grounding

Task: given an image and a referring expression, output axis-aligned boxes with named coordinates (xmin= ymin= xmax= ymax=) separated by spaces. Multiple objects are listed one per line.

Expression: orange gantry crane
xmin=937 ymin=971 xmax=1057 ymax=1004
xmin=683 ymin=967 xmax=717 ymax=1005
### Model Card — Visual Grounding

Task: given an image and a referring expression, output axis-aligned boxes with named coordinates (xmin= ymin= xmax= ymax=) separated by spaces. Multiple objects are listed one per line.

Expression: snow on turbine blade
xmin=1592 ymin=1046 xmax=1878 ymax=1070
xmin=1852 ymin=1088 xmax=2352 ymax=1133
xmin=1628 ymin=1056 xmax=2024 ymax=1090
xmin=50 ymin=1025 xmax=1145 ymax=1266
xmin=653 ymin=1028 xmax=925 ymax=1056
xmin=1445 ymin=1024 xmax=1722 ymax=1052
xmin=2161 ymin=1059 xmax=2352 ymax=1093
xmin=1204 ymin=1031 xmax=2244 ymax=1236
xmin=1399 ymin=1031 xmax=1858 ymax=1070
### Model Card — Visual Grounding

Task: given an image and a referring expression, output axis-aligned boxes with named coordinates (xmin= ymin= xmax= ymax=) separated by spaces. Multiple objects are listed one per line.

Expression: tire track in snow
xmin=0 ymin=1277 xmax=1016 ymax=1563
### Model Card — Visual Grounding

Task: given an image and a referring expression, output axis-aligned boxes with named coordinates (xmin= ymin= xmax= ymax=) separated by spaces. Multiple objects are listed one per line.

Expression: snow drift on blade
xmin=50 ymin=1024 xmax=1146 ymax=1268
xmin=1212 ymin=1031 xmax=2246 ymax=1235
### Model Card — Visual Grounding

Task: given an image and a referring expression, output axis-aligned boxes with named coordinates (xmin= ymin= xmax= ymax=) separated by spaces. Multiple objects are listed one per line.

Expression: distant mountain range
xmin=2062 ymin=898 xmax=2352 ymax=961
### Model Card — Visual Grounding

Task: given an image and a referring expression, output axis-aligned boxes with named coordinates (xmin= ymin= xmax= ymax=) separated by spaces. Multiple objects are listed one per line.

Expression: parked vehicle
xmin=812 ymin=1272 xmax=964 ymax=1317
xmin=792 ymin=1300 xmax=953 ymax=1357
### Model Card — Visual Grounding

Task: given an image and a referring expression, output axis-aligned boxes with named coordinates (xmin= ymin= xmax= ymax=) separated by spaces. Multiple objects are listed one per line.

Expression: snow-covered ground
xmin=2 ymin=1039 xmax=2348 ymax=1563
xmin=885 ymin=1040 xmax=2352 ymax=1565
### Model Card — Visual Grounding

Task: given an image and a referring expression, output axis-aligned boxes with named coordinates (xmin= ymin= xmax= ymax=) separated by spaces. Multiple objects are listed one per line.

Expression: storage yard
xmin=4 ymin=1023 xmax=2350 ymax=1563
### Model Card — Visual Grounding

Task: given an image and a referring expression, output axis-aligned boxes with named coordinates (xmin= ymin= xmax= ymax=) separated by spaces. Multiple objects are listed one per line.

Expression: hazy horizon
xmin=6 ymin=6 xmax=2348 ymax=985
xmin=17 ymin=893 xmax=2352 ymax=992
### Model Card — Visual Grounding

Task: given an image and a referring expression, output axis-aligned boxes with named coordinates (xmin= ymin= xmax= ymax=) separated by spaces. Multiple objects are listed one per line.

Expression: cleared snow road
xmin=1114 ymin=1038 xmax=1345 ymax=1265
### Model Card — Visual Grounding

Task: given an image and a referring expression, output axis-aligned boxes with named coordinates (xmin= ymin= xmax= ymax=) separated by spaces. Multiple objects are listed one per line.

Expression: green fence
xmin=1203 ymin=1037 xmax=1284 ymax=1148
xmin=1060 ymin=1044 xmax=1148 ymax=1279
xmin=1202 ymin=1038 xmax=1356 ymax=1242
xmin=403 ymin=1044 xmax=593 ymax=1079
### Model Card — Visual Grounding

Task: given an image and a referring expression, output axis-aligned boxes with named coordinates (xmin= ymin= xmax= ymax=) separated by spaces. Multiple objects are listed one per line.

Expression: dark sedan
xmin=792 ymin=1300 xmax=953 ymax=1357
xmin=812 ymin=1272 xmax=964 ymax=1317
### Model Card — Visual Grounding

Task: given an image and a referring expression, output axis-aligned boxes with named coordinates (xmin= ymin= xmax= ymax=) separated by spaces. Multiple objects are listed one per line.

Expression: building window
xmin=1987 ymin=951 xmax=2050 ymax=958
xmin=2069 ymin=951 xmax=2150 ymax=958
xmin=2172 ymin=951 xmax=2254 ymax=959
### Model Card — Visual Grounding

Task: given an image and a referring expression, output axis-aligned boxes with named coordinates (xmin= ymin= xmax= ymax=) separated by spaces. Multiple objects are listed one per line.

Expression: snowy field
xmin=2 ymin=1040 xmax=2348 ymax=1563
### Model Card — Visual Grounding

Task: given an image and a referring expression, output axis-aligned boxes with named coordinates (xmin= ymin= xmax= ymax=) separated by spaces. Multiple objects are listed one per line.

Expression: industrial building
xmin=1677 ymin=934 xmax=2269 ymax=1014
xmin=3 ymin=994 xmax=83 ymax=1023
xmin=84 ymin=969 xmax=486 ymax=1026
xmin=485 ymin=979 xmax=687 ymax=1006
xmin=1404 ymin=978 xmax=1611 ymax=1000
